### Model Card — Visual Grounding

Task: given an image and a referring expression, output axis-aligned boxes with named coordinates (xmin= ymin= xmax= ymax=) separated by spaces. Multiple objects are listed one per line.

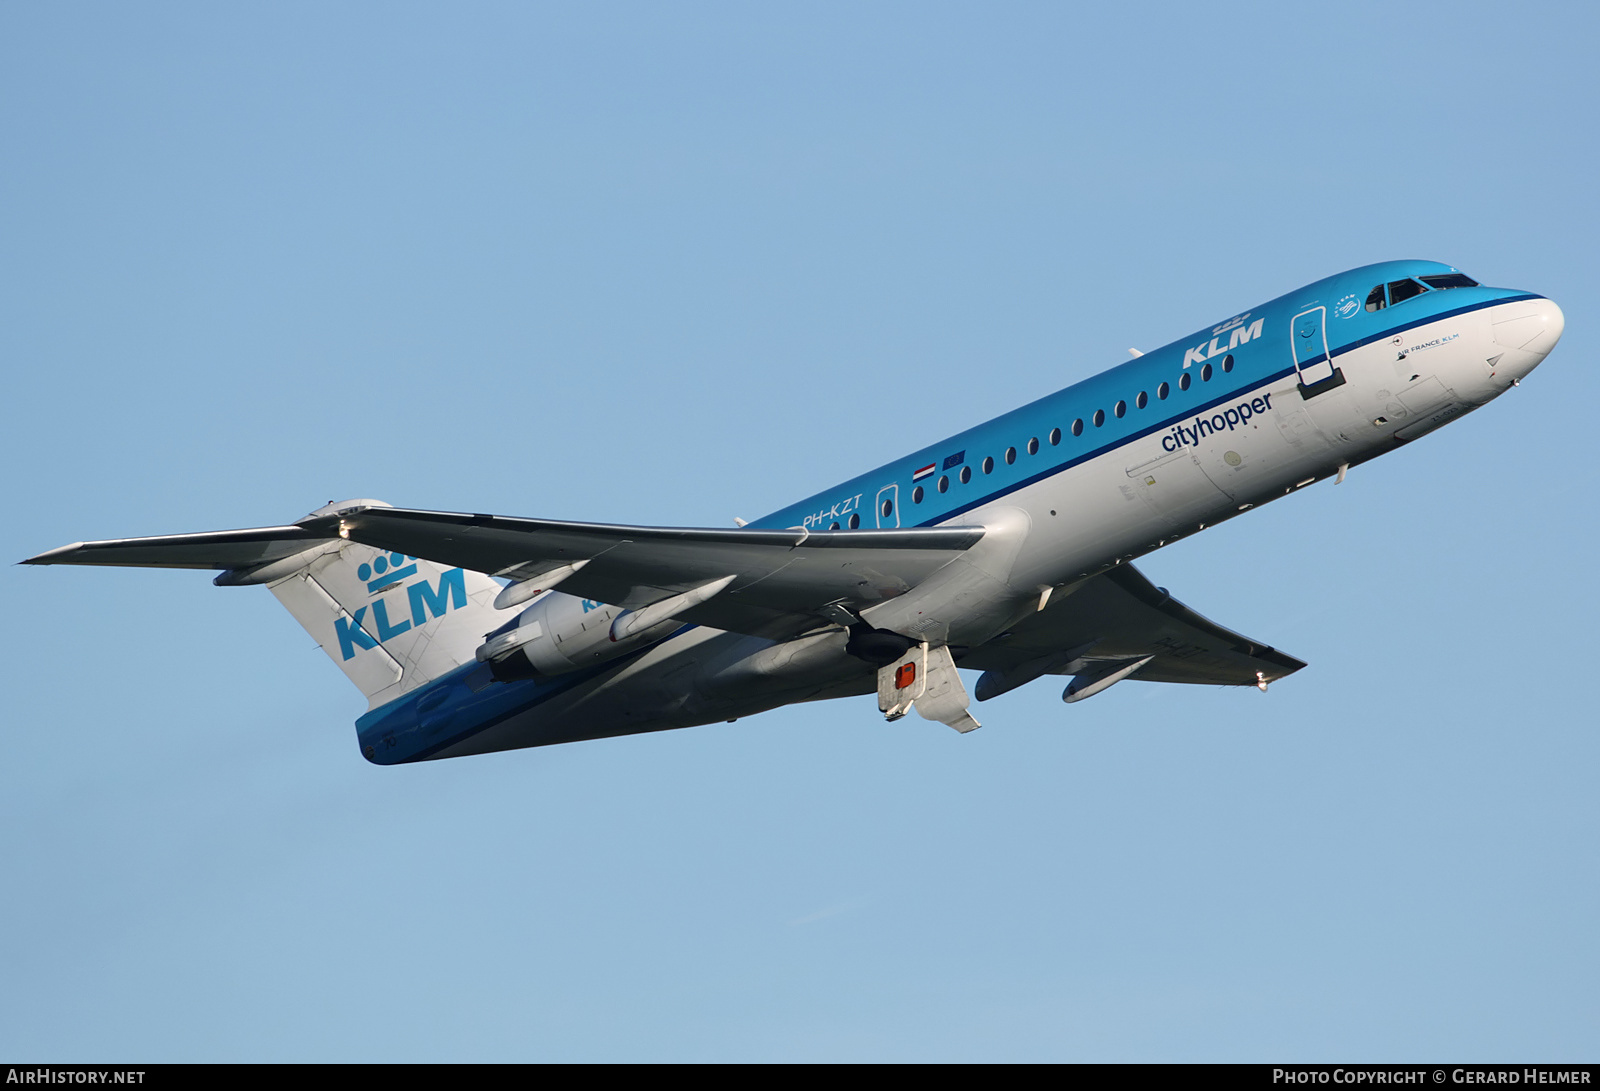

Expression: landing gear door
xmin=875 ymin=484 xmax=900 ymax=528
xmin=1291 ymin=305 xmax=1347 ymax=398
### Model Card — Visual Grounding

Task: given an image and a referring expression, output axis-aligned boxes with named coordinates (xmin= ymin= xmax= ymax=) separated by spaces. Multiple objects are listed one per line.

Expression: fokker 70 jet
xmin=25 ymin=261 xmax=1564 ymax=764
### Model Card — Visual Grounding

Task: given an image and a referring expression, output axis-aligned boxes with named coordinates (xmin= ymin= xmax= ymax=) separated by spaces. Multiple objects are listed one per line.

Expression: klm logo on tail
xmin=335 ymin=557 xmax=468 ymax=660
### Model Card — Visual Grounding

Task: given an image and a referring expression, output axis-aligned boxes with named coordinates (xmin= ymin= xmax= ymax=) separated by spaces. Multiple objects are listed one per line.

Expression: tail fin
xmin=256 ymin=537 xmax=504 ymax=709
xmin=24 ymin=499 xmax=507 ymax=709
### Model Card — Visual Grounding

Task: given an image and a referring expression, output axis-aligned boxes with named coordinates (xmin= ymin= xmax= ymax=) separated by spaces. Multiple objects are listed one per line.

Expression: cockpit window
xmin=1365 ymin=285 xmax=1386 ymax=312
xmin=1420 ymin=273 xmax=1479 ymax=290
xmin=1387 ymin=278 xmax=1428 ymax=305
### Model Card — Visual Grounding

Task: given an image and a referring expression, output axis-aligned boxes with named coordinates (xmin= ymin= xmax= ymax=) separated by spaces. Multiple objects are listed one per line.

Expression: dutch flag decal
xmin=912 ymin=463 xmax=936 ymax=482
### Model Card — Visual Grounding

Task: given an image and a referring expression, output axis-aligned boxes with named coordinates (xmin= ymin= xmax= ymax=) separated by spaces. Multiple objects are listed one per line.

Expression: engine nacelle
xmin=484 ymin=591 xmax=679 ymax=679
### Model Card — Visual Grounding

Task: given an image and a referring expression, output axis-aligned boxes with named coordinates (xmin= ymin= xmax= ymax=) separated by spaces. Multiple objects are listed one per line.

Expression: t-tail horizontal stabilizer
xmin=21 ymin=500 xmax=508 ymax=710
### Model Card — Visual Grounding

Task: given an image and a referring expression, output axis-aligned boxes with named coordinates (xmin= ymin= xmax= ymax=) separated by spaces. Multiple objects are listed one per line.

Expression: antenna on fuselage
xmin=1127 ymin=348 xmax=1144 ymax=357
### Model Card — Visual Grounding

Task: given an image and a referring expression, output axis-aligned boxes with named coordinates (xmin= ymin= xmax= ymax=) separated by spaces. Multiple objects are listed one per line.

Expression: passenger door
xmin=1291 ymin=306 xmax=1335 ymax=387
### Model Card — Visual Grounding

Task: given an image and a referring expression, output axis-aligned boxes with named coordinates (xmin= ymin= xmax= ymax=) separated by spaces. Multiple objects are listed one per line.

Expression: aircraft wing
xmin=306 ymin=504 xmax=986 ymax=640
xmin=25 ymin=506 xmax=1296 ymax=689
xmin=26 ymin=504 xmax=988 ymax=643
xmin=959 ymin=562 xmax=1305 ymax=692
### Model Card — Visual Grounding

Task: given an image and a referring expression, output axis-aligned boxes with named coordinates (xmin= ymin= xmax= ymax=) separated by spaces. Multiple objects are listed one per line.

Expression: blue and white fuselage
xmin=25 ymin=260 xmax=1564 ymax=764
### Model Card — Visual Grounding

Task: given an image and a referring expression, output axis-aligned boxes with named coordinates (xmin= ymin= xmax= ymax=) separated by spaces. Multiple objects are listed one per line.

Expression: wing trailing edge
xmin=964 ymin=562 xmax=1305 ymax=696
xmin=307 ymin=503 xmax=987 ymax=641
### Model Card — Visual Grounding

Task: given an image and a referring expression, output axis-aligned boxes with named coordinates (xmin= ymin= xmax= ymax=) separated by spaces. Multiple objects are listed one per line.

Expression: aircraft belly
xmin=427 ymin=623 xmax=879 ymax=759
xmin=692 ymin=629 xmax=874 ymax=713
xmin=427 ymin=628 xmax=742 ymax=757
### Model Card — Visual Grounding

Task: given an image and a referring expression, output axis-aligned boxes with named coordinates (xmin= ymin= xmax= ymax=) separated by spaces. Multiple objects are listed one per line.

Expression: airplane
xmin=23 ymin=260 xmax=1564 ymax=765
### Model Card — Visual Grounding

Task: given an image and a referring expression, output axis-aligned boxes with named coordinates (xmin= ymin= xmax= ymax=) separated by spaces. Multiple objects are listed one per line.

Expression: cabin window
xmin=959 ymin=465 xmax=972 ymax=484
xmin=1114 ymin=400 xmax=1126 ymax=418
xmin=1004 ymin=446 xmax=1017 ymax=464
xmin=912 ymin=486 xmax=923 ymax=504
xmin=1421 ymin=273 xmax=1479 ymax=290
xmin=1071 ymin=419 xmax=1083 ymax=437
xmin=937 ymin=475 xmax=949 ymax=493
xmin=830 ymin=522 xmax=839 ymax=530
xmin=1388 ymin=278 xmax=1428 ymax=305
xmin=1049 ymin=427 xmax=1062 ymax=445
xmin=1135 ymin=391 xmax=1148 ymax=409
xmin=1026 ymin=437 xmax=1039 ymax=455
xmin=848 ymin=513 xmax=860 ymax=529
xmin=1092 ymin=409 xmax=1105 ymax=427
xmin=1365 ymin=285 xmax=1386 ymax=312
xmin=982 ymin=455 xmax=994 ymax=474
xmin=1157 ymin=382 xmax=1169 ymax=400
xmin=1221 ymin=354 xmax=1234 ymax=373
xmin=1179 ymin=372 xmax=1192 ymax=391
xmin=1201 ymin=363 xmax=1213 ymax=382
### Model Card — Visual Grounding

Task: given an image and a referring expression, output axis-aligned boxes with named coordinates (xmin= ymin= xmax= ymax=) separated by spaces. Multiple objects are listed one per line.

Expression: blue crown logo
xmin=358 ymin=552 xmax=418 ymax=594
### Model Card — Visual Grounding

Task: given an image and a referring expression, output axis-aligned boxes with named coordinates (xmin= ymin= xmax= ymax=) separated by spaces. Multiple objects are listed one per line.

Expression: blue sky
xmin=3 ymin=2 xmax=1596 ymax=1061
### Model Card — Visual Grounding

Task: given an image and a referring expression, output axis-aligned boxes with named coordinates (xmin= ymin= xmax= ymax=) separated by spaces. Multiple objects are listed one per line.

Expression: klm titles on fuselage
xmin=1184 ymin=313 xmax=1264 ymax=368
xmin=1161 ymin=393 xmax=1276 ymax=453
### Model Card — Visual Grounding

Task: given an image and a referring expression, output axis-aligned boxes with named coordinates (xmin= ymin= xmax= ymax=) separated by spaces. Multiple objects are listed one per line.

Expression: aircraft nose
xmin=1493 ymin=297 xmax=1565 ymax=358
xmin=1488 ymin=296 xmax=1563 ymax=386
xmin=1528 ymin=297 xmax=1565 ymax=356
